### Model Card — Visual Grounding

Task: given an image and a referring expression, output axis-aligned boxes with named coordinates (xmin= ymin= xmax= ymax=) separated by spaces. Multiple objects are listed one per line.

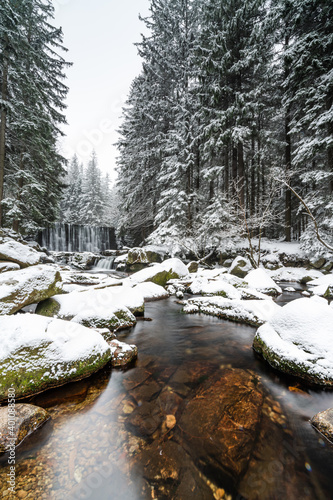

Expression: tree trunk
xmin=0 ymin=52 xmax=8 ymax=227
xmin=237 ymin=142 xmax=245 ymax=208
xmin=284 ymin=34 xmax=292 ymax=241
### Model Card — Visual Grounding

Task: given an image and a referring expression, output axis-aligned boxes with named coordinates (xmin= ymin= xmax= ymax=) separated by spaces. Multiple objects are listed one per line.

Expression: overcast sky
xmin=54 ymin=0 xmax=150 ymax=183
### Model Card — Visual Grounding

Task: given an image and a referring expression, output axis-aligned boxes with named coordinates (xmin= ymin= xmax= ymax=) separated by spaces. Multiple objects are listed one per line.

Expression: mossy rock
xmin=0 ymin=266 xmax=62 ymax=315
xmin=36 ymin=298 xmax=61 ymax=317
xmin=323 ymin=286 xmax=333 ymax=300
xmin=229 ymin=256 xmax=252 ymax=279
xmin=187 ymin=261 xmax=199 ymax=273
xmin=309 ymin=258 xmax=326 ymax=270
xmin=253 ymin=335 xmax=333 ymax=387
xmin=150 ymin=270 xmax=180 ymax=288
xmin=127 ymin=248 xmax=163 ymax=266
xmin=0 ymin=316 xmax=112 ymax=401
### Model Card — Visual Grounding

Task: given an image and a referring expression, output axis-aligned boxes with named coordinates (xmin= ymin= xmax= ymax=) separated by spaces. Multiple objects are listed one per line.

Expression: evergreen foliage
xmin=116 ymin=0 xmax=333 ymax=252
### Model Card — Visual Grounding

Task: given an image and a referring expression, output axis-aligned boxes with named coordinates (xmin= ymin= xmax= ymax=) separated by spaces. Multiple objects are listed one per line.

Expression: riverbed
xmin=1 ymin=285 xmax=333 ymax=499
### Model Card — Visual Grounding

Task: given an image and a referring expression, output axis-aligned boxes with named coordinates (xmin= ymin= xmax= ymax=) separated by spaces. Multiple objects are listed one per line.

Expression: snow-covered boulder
xmin=245 ymin=268 xmax=282 ymax=296
xmin=253 ymin=297 xmax=333 ymax=386
xmin=0 ymin=404 xmax=50 ymax=454
xmin=127 ymin=246 xmax=166 ymax=270
xmin=260 ymin=252 xmax=282 ymax=270
xmin=0 ymin=266 xmax=62 ymax=315
xmin=124 ymin=258 xmax=189 ymax=288
xmin=0 ymin=315 xmax=112 ymax=401
xmin=188 ymin=278 xmax=241 ymax=300
xmin=0 ymin=261 xmax=20 ymax=274
xmin=133 ymin=282 xmax=169 ymax=301
xmin=307 ymin=274 xmax=333 ymax=299
xmin=36 ymin=286 xmax=144 ymax=330
xmin=183 ymin=297 xmax=280 ymax=327
xmin=268 ymin=267 xmax=323 ymax=283
xmin=229 ymin=256 xmax=253 ymax=278
xmin=0 ymin=240 xmax=41 ymax=268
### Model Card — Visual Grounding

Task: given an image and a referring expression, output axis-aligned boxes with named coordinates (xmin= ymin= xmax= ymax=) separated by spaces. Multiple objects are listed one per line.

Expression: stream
xmin=1 ymin=283 xmax=333 ymax=499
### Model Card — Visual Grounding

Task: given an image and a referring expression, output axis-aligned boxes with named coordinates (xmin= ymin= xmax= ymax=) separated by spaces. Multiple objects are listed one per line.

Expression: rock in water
xmin=108 ymin=339 xmax=138 ymax=367
xmin=0 ymin=404 xmax=49 ymax=454
xmin=253 ymin=297 xmax=333 ymax=387
xmin=311 ymin=408 xmax=333 ymax=442
xmin=177 ymin=368 xmax=264 ymax=480
xmin=0 ymin=265 xmax=62 ymax=315
xmin=0 ymin=315 xmax=112 ymax=401
xmin=0 ymin=240 xmax=41 ymax=267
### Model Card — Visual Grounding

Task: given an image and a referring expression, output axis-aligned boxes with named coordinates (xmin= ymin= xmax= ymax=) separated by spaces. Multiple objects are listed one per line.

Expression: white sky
xmin=53 ymin=0 xmax=150 ymax=183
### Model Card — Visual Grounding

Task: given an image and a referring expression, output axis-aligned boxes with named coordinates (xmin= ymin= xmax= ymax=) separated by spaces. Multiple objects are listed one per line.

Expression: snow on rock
xmin=0 ymin=240 xmax=41 ymax=268
xmin=229 ymin=256 xmax=253 ymax=278
xmin=0 ymin=314 xmax=112 ymax=401
xmin=253 ymin=297 xmax=333 ymax=386
xmin=245 ymin=268 xmax=282 ymax=296
xmin=268 ymin=267 xmax=323 ymax=283
xmin=36 ymin=285 xmax=144 ymax=331
xmin=0 ymin=266 xmax=62 ymax=315
xmin=133 ymin=282 xmax=169 ymax=301
xmin=0 ymin=261 xmax=20 ymax=274
xmin=307 ymin=274 xmax=333 ymax=299
xmin=124 ymin=258 xmax=189 ymax=287
xmin=108 ymin=339 xmax=138 ymax=367
xmin=183 ymin=297 xmax=280 ymax=327
xmin=188 ymin=278 xmax=241 ymax=300
xmin=311 ymin=408 xmax=333 ymax=442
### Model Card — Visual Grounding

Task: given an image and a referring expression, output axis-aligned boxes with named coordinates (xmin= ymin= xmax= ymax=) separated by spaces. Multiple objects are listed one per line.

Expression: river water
xmin=1 ymin=284 xmax=333 ymax=499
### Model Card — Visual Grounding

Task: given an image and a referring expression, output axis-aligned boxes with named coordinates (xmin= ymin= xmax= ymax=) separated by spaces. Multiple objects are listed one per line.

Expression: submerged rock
xmin=0 ymin=315 xmax=112 ymax=401
xmin=0 ymin=404 xmax=49 ymax=454
xmin=311 ymin=408 xmax=333 ymax=442
xmin=0 ymin=240 xmax=41 ymax=268
xmin=0 ymin=265 xmax=62 ymax=315
xmin=253 ymin=297 xmax=333 ymax=386
xmin=177 ymin=368 xmax=264 ymax=481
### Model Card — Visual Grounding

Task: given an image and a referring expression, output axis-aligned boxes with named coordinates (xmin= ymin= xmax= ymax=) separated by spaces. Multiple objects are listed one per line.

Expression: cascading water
xmin=94 ymin=256 xmax=116 ymax=270
xmin=38 ymin=223 xmax=117 ymax=252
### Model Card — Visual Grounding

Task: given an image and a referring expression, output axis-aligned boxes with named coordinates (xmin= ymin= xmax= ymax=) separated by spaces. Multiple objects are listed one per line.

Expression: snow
xmin=183 ymin=296 xmax=280 ymax=326
xmin=0 ymin=240 xmax=41 ymax=267
xmin=133 ymin=282 xmax=169 ymax=301
xmin=254 ymin=297 xmax=333 ymax=383
xmin=49 ymin=286 xmax=143 ymax=327
xmin=245 ymin=268 xmax=282 ymax=295
xmin=0 ymin=261 xmax=20 ymax=273
xmin=307 ymin=274 xmax=333 ymax=296
xmin=268 ymin=267 xmax=323 ymax=283
xmin=0 ymin=314 xmax=111 ymax=376
xmin=124 ymin=257 xmax=189 ymax=286
xmin=0 ymin=265 xmax=62 ymax=315
xmin=188 ymin=278 xmax=241 ymax=299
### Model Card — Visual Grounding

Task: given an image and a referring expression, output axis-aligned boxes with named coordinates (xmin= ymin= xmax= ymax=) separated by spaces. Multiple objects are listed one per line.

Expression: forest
xmin=117 ymin=0 xmax=333 ymax=254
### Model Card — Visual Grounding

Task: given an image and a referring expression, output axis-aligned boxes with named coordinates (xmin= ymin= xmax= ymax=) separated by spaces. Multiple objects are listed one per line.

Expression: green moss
xmin=0 ymin=346 xmax=111 ymax=402
xmin=35 ymin=298 xmax=61 ymax=317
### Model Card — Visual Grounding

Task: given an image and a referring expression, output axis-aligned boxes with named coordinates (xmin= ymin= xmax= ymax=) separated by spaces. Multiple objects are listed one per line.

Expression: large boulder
xmin=253 ymin=297 xmax=333 ymax=386
xmin=229 ymin=255 xmax=253 ymax=278
xmin=183 ymin=296 xmax=279 ymax=327
xmin=124 ymin=258 xmax=189 ymax=288
xmin=0 ymin=266 xmax=62 ymax=315
xmin=126 ymin=246 xmax=166 ymax=272
xmin=177 ymin=368 xmax=264 ymax=481
xmin=245 ymin=268 xmax=282 ymax=296
xmin=36 ymin=285 xmax=143 ymax=330
xmin=0 ymin=240 xmax=41 ymax=267
xmin=0 ymin=404 xmax=49 ymax=454
xmin=0 ymin=314 xmax=112 ymax=401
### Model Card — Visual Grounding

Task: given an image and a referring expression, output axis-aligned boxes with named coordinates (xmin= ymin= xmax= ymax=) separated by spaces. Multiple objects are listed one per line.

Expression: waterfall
xmin=38 ymin=223 xmax=117 ymax=252
xmin=94 ymin=256 xmax=115 ymax=270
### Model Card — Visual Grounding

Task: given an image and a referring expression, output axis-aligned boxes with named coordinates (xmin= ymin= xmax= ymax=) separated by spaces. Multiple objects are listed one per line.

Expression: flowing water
xmin=1 ymin=285 xmax=333 ymax=499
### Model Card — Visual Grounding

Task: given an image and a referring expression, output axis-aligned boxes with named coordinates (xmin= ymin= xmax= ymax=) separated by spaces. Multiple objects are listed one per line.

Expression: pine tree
xmin=0 ymin=0 xmax=70 ymax=233
xmin=80 ymin=151 xmax=105 ymax=226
